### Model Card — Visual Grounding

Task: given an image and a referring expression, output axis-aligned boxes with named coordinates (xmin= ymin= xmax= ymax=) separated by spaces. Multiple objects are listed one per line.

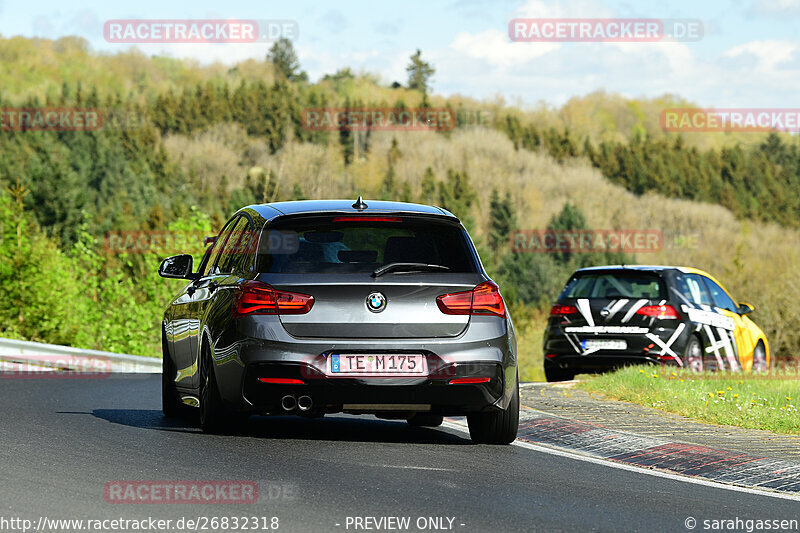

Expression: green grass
xmin=510 ymin=304 xmax=547 ymax=383
xmin=578 ymin=365 xmax=800 ymax=434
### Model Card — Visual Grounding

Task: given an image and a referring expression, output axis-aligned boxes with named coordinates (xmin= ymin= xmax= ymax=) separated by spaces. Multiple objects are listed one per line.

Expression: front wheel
xmin=684 ymin=335 xmax=703 ymax=372
xmin=467 ymin=375 xmax=519 ymax=444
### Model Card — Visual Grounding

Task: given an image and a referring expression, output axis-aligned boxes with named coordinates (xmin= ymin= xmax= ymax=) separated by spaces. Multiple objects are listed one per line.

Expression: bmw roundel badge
xmin=366 ymin=292 xmax=387 ymax=313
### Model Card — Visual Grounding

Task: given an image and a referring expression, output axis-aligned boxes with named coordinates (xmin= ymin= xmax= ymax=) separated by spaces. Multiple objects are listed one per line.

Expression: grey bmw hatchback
xmin=158 ymin=199 xmax=519 ymax=444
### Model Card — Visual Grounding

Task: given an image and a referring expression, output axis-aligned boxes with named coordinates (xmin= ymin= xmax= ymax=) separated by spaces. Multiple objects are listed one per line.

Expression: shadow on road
xmin=90 ymin=409 xmax=471 ymax=445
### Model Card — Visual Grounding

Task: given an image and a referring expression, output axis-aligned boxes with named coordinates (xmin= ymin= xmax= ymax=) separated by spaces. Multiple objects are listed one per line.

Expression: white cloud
xmin=450 ymin=28 xmax=559 ymax=69
xmin=513 ymin=0 xmax=615 ymax=18
xmin=723 ymin=39 xmax=800 ymax=68
xmin=751 ymin=0 xmax=800 ymax=16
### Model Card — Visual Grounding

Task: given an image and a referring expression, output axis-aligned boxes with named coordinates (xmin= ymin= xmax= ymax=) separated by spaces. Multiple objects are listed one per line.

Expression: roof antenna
xmin=352 ymin=196 xmax=368 ymax=210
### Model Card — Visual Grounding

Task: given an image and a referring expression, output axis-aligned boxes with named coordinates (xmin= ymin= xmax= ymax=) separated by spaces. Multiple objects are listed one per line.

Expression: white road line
xmin=375 ymin=465 xmax=453 ymax=471
xmin=440 ymin=421 xmax=800 ymax=503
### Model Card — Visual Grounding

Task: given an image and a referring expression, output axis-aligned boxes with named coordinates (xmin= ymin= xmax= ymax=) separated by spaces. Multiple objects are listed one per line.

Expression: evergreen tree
xmin=379 ymin=165 xmax=396 ymax=200
xmin=488 ymin=189 xmax=516 ymax=252
xmin=420 ymin=167 xmax=436 ymax=205
xmin=268 ymin=38 xmax=307 ymax=82
xmin=406 ymin=49 xmax=435 ymax=95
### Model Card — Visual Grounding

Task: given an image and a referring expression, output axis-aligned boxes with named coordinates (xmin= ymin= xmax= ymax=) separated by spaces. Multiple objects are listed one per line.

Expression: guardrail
xmin=0 ymin=337 xmax=161 ymax=374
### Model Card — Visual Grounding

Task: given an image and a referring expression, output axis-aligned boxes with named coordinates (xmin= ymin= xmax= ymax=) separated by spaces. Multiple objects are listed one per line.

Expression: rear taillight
xmin=234 ymin=281 xmax=314 ymax=317
xmin=436 ymin=281 xmax=506 ymax=318
xmin=636 ymin=305 xmax=680 ymax=320
xmin=550 ymin=304 xmax=578 ymax=316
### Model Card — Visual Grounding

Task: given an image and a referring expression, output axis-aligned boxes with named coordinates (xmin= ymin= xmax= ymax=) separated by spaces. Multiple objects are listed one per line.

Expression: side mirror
xmin=738 ymin=302 xmax=755 ymax=315
xmin=159 ymin=254 xmax=197 ymax=280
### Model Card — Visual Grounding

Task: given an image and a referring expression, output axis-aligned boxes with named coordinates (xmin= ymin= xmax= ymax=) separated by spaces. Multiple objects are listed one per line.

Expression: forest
xmin=2 ymin=35 xmax=799 ymax=379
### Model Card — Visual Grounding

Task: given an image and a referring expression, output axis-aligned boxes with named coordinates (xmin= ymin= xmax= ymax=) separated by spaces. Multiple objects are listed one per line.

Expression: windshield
xmin=256 ymin=217 xmax=479 ymax=274
xmin=560 ymin=272 xmax=666 ymax=300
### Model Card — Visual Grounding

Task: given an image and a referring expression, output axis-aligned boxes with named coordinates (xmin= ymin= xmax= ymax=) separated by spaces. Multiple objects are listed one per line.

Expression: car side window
xmin=218 ymin=216 xmax=252 ymax=274
xmin=702 ymin=276 xmax=738 ymax=313
xmin=195 ymin=246 xmax=213 ymax=277
xmin=684 ymin=274 xmax=714 ymax=306
xmin=202 ymin=216 xmax=240 ymax=277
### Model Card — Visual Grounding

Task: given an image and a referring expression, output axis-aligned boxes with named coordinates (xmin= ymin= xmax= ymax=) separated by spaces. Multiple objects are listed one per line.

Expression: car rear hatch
xmin=552 ymin=270 xmax=677 ymax=350
xmin=253 ymin=213 xmax=485 ymax=339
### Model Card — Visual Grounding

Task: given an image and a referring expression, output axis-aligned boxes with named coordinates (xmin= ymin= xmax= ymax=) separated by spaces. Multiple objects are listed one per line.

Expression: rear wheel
xmin=684 ymin=335 xmax=703 ymax=372
xmin=545 ymin=365 xmax=575 ymax=382
xmin=752 ymin=341 xmax=767 ymax=373
xmin=199 ymin=345 xmax=234 ymax=434
xmin=407 ymin=413 xmax=444 ymax=427
xmin=162 ymin=333 xmax=185 ymax=418
xmin=467 ymin=374 xmax=519 ymax=444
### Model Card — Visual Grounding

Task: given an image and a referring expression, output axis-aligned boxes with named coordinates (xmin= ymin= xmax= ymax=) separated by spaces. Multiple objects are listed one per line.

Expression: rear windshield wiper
xmin=371 ymin=262 xmax=451 ymax=278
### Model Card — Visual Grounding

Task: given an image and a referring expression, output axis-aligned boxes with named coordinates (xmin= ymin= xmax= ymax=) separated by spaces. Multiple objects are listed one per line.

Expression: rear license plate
xmin=327 ymin=354 xmax=427 ymax=377
xmin=581 ymin=339 xmax=627 ymax=351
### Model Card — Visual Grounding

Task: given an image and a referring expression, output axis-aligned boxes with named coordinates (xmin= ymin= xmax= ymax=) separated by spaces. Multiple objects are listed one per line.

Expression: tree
xmin=488 ymin=189 xmax=516 ymax=252
xmin=379 ymin=165 xmax=396 ymax=201
xmin=406 ymin=49 xmax=435 ymax=95
xmin=438 ymin=169 xmax=477 ymax=231
xmin=420 ymin=167 xmax=436 ymax=205
xmin=267 ymin=38 xmax=307 ymax=82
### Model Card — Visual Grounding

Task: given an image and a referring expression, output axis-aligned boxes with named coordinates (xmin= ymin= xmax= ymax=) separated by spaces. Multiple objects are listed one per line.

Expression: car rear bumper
xmin=240 ymin=361 xmax=506 ymax=415
xmin=543 ymin=323 xmax=691 ymax=373
xmin=543 ymin=353 xmax=677 ymax=374
xmin=205 ymin=315 xmax=517 ymax=415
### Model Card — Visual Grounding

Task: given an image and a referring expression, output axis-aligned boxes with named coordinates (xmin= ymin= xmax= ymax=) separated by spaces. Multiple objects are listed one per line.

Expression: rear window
xmin=560 ymin=272 xmax=665 ymax=299
xmin=255 ymin=217 xmax=479 ymax=274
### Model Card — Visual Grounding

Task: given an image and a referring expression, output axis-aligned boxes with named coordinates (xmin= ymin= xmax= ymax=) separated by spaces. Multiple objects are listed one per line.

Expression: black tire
xmin=684 ymin=335 xmax=703 ymax=372
xmin=467 ymin=374 xmax=519 ymax=444
xmin=162 ymin=332 xmax=185 ymax=418
xmin=199 ymin=344 xmax=232 ymax=434
xmin=407 ymin=413 xmax=444 ymax=427
xmin=752 ymin=341 xmax=767 ymax=373
xmin=545 ymin=365 xmax=575 ymax=382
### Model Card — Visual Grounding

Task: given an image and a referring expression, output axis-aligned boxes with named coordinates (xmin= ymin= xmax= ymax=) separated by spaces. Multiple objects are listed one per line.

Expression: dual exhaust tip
xmin=281 ymin=395 xmax=313 ymax=412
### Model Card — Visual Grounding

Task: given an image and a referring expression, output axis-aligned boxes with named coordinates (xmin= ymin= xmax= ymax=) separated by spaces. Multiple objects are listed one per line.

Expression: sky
xmin=2 ymin=0 xmax=800 ymax=108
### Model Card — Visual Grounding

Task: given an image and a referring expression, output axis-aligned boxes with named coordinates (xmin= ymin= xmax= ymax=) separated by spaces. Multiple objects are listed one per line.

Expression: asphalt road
xmin=0 ymin=375 xmax=797 ymax=533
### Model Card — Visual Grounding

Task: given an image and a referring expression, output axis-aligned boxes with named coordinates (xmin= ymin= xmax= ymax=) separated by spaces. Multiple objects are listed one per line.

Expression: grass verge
xmin=578 ymin=365 xmax=800 ymax=435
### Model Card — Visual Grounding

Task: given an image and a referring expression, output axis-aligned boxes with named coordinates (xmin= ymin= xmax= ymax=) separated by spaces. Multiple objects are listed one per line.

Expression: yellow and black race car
xmin=543 ymin=265 xmax=769 ymax=382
